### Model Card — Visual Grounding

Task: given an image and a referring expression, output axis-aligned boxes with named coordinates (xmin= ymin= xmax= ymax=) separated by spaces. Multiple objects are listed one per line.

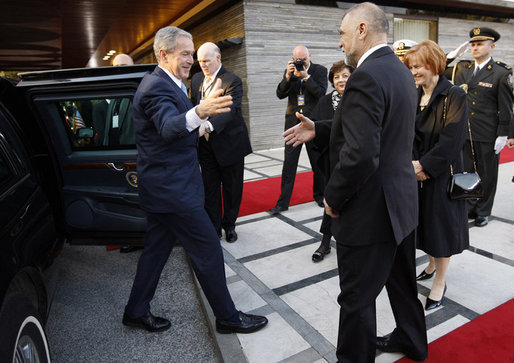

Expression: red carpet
xmin=397 ymin=298 xmax=514 ymax=363
xmin=238 ymin=171 xmax=314 ymax=217
xmin=500 ymin=146 xmax=514 ymax=164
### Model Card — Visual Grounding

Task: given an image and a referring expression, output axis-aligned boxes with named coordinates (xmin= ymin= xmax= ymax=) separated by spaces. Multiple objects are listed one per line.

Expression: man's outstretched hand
xmin=283 ymin=112 xmax=316 ymax=147
xmin=196 ymin=78 xmax=233 ymax=119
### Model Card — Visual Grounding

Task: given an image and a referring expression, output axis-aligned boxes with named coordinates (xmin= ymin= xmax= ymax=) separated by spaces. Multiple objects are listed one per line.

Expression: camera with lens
xmin=293 ymin=58 xmax=306 ymax=71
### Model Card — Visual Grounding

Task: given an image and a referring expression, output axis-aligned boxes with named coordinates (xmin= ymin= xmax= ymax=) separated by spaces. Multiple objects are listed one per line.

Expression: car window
xmin=55 ymin=97 xmax=134 ymax=150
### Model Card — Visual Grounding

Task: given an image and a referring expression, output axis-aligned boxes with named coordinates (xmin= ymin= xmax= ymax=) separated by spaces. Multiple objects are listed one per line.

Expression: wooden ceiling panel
xmin=0 ymin=0 xmax=219 ymax=71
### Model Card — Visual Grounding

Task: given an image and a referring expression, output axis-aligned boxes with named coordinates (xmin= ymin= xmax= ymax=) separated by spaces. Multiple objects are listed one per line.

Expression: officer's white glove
xmin=494 ymin=136 xmax=508 ymax=154
xmin=447 ymin=41 xmax=469 ymax=59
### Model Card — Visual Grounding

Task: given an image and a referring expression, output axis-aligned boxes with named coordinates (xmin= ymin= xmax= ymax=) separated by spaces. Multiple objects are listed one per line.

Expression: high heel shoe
xmin=425 ymin=284 xmax=447 ymax=311
xmin=416 ymin=268 xmax=436 ymax=281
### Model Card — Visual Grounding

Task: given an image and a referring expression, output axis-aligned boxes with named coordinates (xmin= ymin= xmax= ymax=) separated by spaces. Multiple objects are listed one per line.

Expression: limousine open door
xmin=16 ymin=65 xmax=156 ymax=245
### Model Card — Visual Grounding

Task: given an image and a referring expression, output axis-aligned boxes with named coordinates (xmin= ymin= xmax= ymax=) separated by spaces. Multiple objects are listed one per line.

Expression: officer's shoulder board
xmin=495 ymin=61 xmax=511 ymax=70
xmin=457 ymin=60 xmax=473 ymax=69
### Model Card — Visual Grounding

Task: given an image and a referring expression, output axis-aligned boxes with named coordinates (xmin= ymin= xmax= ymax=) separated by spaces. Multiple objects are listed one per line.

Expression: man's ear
xmin=358 ymin=22 xmax=367 ymax=40
xmin=159 ymin=49 xmax=167 ymax=62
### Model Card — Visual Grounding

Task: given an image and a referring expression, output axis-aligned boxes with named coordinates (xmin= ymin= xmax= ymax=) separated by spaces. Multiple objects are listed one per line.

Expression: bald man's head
xmin=338 ymin=2 xmax=388 ymax=68
xmin=343 ymin=2 xmax=388 ymax=37
xmin=293 ymin=46 xmax=311 ymax=68
xmin=197 ymin=42 xmax=221 ymax=77
xmin=113 ymin=54 xmax=134 ymax=66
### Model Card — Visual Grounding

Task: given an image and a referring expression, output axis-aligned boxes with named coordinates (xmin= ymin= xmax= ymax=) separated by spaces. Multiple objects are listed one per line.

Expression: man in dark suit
xmin=452 ymin=27 xmax=513 ymax=227
xmin=283 ymin=3 xmax=427 ymax=361
xmin=123 ymin=26 xmax=267 ymax=334
xmin=268 ymin=46 xmax=327 ymax=214
xmin=103 ymin=97 xmax=134 ymax=145
xmin=190 ymin=42 xmax=252 ymax=243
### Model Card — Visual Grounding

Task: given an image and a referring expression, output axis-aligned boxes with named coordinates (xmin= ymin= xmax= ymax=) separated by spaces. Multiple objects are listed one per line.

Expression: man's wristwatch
xmin=204 ymin=122 xmax=213 ymax=133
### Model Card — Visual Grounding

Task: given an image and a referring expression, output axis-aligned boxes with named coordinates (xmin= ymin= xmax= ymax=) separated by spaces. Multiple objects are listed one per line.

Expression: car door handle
xmin=107 ymin=162 xmax=125 ymax=172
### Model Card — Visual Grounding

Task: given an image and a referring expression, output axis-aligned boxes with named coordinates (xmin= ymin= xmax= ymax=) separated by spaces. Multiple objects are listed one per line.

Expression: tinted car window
xmin=54 ymin=97 xmax=134 ymax=149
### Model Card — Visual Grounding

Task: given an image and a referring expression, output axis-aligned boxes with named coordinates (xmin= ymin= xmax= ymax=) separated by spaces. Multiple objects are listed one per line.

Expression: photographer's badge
xmin=297 ymin=95 xmax=305 ymax=106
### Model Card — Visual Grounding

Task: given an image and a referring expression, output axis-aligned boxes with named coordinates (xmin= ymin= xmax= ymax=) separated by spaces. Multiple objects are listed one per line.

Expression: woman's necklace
xmin=420 ymin=92 xmax=431 ymax=107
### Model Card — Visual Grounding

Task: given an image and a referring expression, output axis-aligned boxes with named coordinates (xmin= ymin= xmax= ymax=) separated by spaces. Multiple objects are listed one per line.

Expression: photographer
xmin=268 ymin=46 xmax=327 ymax=214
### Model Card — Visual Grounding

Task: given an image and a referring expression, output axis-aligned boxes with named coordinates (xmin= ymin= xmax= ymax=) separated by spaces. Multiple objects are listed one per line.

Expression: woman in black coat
xmin=310 ymin=61 xmax=353 ymax=262
xmin=404 ymin=40 xmax=469 ymax=310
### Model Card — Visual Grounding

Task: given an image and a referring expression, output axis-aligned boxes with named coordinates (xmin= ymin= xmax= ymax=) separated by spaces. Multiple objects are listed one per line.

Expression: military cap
xmin=469 ymin=27 xmax=500 ymax=42
xmin=392 ymin=39 xmax=418 ymax=56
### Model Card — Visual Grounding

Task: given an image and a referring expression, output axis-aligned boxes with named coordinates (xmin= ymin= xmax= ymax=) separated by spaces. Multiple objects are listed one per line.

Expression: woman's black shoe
xmin=312 ymin=246 xmax=331 ymax=262
xmin=425 ymin=285 xmax=447 ymax=311
xmin=416 ymin=268 xmax=435 ymax=281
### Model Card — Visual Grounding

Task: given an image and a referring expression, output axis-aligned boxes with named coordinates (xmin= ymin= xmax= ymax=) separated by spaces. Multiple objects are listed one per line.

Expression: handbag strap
xmin=444 ymin=87 xmax=478 ymax=176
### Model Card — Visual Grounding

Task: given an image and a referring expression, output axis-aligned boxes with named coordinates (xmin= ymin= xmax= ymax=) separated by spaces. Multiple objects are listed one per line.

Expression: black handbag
xmin=444 ymin=92 xmax=483 ymax=200
xmin=448 ymin=169 xmax=483 ymax=200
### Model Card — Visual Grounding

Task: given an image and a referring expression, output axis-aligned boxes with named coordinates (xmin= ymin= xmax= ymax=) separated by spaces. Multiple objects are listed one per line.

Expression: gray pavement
xmin=45 ymin=245 xmax=219 ymax=362
xmin=45 ymin=147 xmax=514 ymax=362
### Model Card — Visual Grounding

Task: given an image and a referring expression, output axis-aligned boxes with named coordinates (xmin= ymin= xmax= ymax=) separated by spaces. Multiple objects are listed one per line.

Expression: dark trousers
xmin=276 ymin=140 xmax=324 ymax=208
xmin=464 ymin=140 xmax=499 ymax=216
xmin=199 ymin=145 xmax=244 ymax=233
xmin=336 ymin=231 xmax=427 ymax=362
xmin=125 ymin=209 xmax=238 ymax=321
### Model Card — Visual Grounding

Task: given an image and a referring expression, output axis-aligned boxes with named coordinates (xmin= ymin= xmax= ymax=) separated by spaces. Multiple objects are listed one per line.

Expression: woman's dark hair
xmin=328 ymin=61 xmax=354 ymax=86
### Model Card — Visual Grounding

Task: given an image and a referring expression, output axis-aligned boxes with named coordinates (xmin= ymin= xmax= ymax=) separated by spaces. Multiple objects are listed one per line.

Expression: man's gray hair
xmin=345 ymin=2 xmax=389 ymax=35
xmin=153 ymin=26 xmax=192 ymax=61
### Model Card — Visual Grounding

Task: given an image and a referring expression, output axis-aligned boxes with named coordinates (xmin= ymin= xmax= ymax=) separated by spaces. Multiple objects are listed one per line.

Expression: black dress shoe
xmin=425 ymin=285 xmax=447 ymax=311
xmin=312 ymin=246 xmax=331 ymax=262
xmin=268 ymin=205 xmax=288 ymax=215
xmin=474 ymin=216 xmax=488 ymax=227
xmin=376 ymin=335 xmax=401 ymax=353
xmin=376 ymin=335 xmax=427 ymax=361
xmin=120 ymin=245 xmax=144 ymax=253
xmin=416 ymin=268 xmax=436 ymax=281
xmin=225 ymin=229 xmax=238 ymax=243
xmin=122 ymin=311 xmax=171 ymax=332
xmin=216 ymin=311 xmax=268 ymax=334
xmin=315 ymin=198 xmax=324 ymax=207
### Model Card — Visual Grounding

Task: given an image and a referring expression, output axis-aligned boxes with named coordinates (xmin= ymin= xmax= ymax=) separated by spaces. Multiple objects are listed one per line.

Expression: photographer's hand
xmin=285 ymin=61 xmax=295 ymax=81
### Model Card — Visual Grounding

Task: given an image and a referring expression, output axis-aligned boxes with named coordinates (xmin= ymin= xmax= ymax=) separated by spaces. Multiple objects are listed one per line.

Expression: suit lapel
xmin=154 ymin=66 xmax=192 ymax=109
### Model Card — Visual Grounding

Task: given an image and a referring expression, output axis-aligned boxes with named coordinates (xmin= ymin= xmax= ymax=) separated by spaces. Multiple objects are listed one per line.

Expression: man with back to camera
xmin=190 ymin=42 xmax=252 ymax=243
xmin=123 ymin=26 xmax=267 ymax=334
xmin=283 ymin=3 xmax=428 ymax=361
xmin=268 ymin=45 xmax=327 ymax=214
xmin=452 ymin=27 xmax=513 ymax=227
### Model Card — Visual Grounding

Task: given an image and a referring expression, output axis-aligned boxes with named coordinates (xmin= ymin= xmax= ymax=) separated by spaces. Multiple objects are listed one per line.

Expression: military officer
xmin=452 ymin=27 xmax=513 ymax=227
xmin=392 ymin=39 xmax=417 ymax=62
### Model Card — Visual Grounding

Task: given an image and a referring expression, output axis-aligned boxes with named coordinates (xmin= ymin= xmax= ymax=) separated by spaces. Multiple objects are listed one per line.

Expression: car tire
xmin=0 ymin=292 xmax=50 ymax=363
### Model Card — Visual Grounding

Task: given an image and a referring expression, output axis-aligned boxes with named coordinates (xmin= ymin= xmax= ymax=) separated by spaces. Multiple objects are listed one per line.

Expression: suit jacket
xmin=92 ymin=100 xmax=108 ymax=145
xmin=323 ymin=46 xmax=418 ymax=246
xmin=133 ymin=66 xmax=204 ymax=213
xmin=276 ymin=62 xmax=327 ymax=128
xmin=103 ymin=98 xmax=134 ymax=145
xmin=190 ymin=66 xmax=252 ymax=167
xmin=452 ymin=58 xmax=513 ymax=142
